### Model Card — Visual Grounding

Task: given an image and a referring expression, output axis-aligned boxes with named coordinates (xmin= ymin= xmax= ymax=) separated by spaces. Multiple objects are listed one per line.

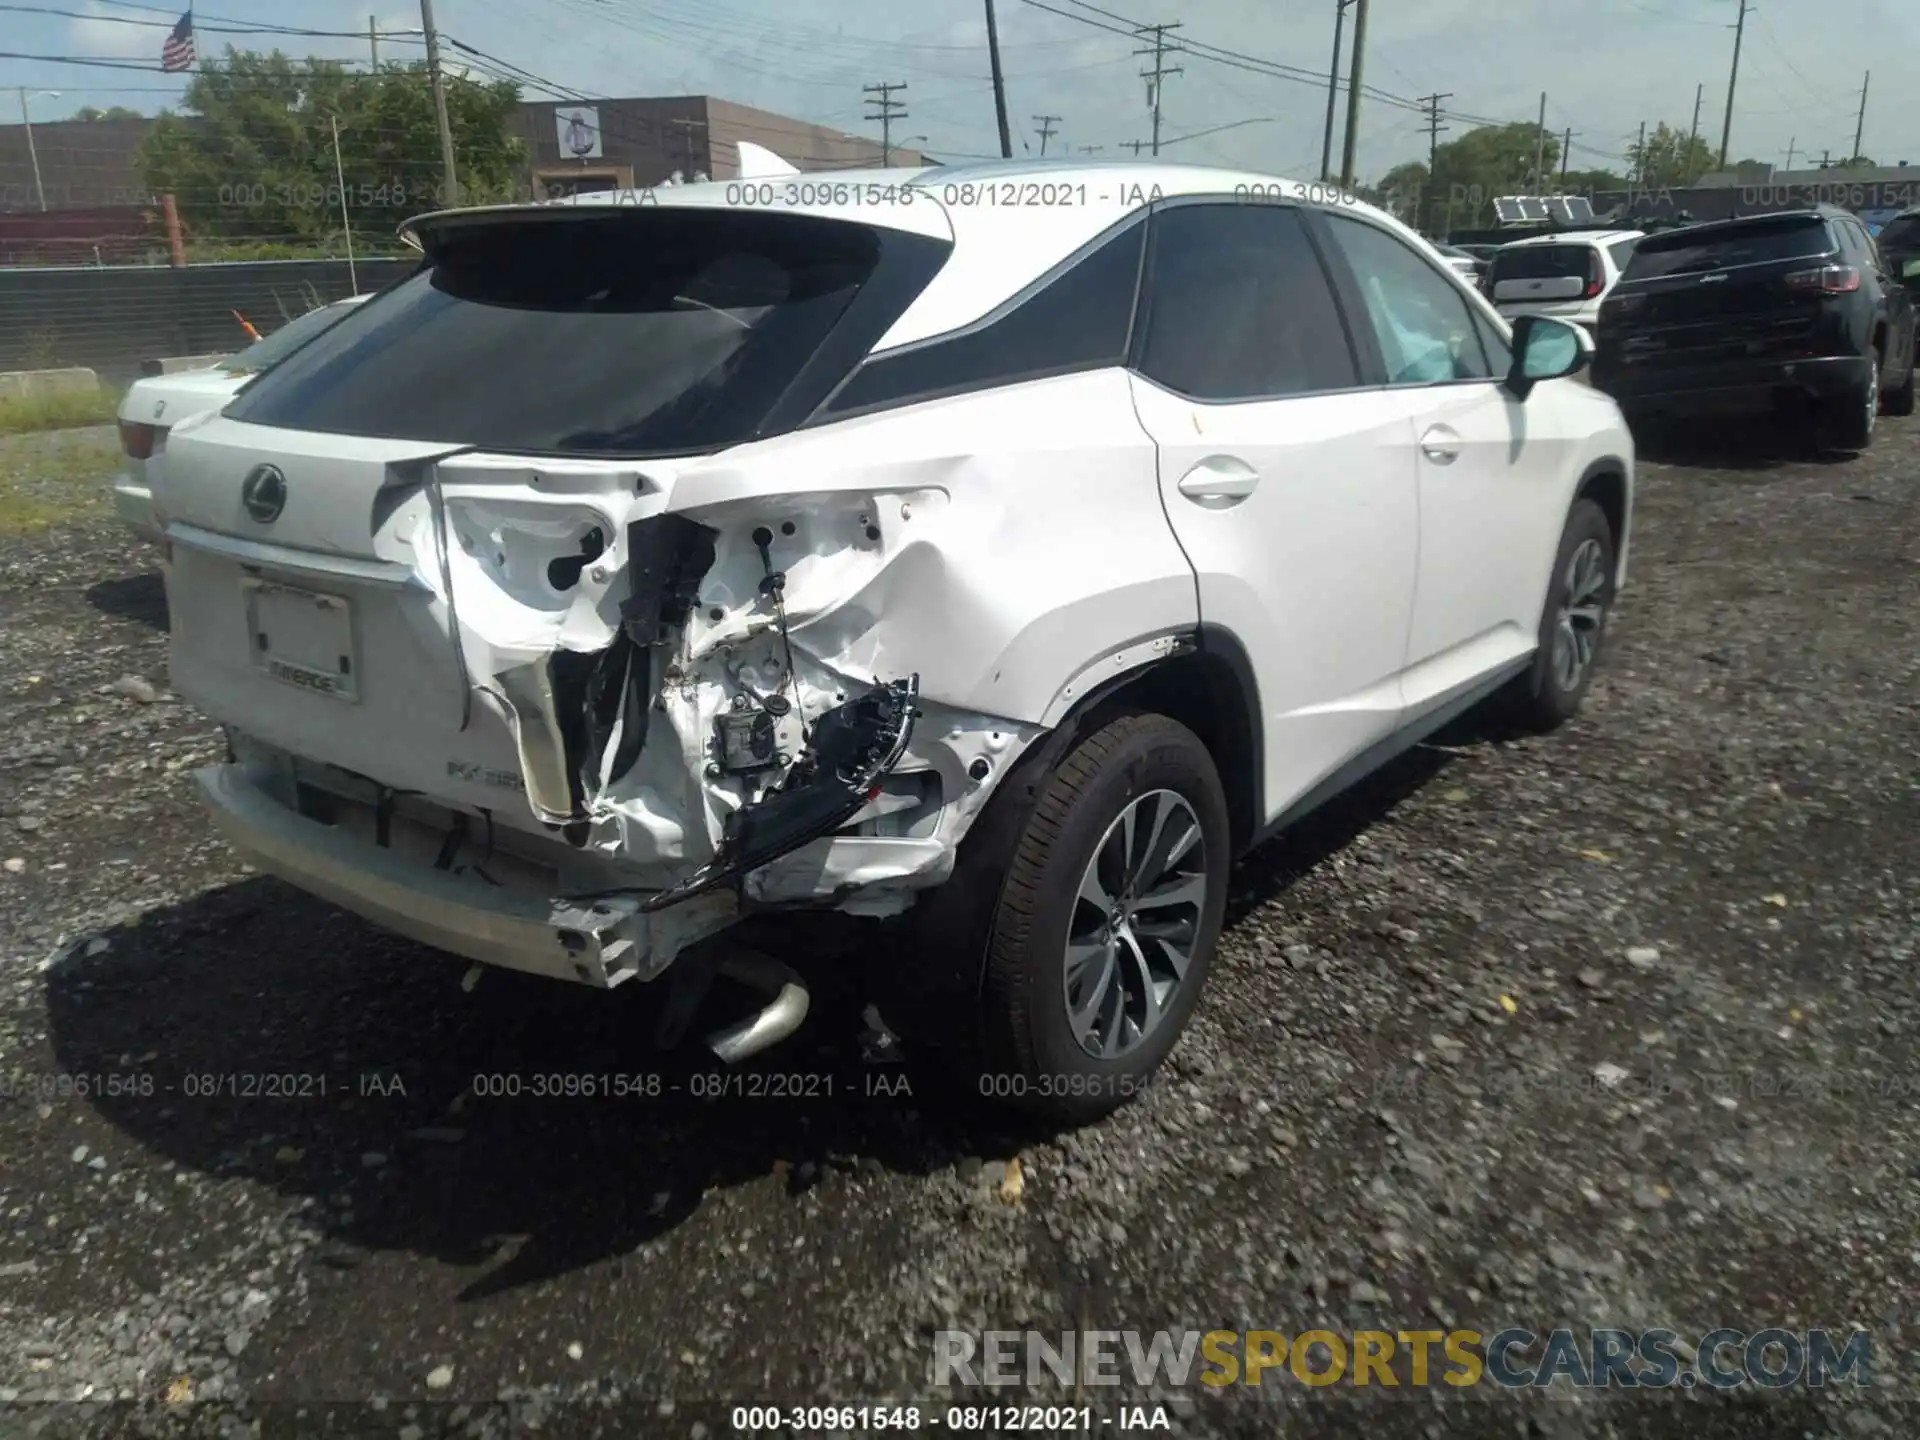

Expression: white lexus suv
xmin=153 ymin=161 xmax=1633 ymax=1120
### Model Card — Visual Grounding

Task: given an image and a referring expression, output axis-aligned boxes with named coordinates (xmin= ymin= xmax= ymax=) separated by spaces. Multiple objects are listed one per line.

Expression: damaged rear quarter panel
xmin=645 ymin=367 xmax=1200 ymax=903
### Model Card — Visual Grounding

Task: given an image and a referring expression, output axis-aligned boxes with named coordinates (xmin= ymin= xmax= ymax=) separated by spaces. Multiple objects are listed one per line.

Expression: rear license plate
xmin=243 ymin=579 xmax=358 ymax=702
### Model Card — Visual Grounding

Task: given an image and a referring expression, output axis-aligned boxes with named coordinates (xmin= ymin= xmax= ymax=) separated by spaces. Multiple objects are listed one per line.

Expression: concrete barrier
xmin=0 ymin=367 xmax=101 ymax=399
xmin=140 ymin=353 xmax=232 ymax=377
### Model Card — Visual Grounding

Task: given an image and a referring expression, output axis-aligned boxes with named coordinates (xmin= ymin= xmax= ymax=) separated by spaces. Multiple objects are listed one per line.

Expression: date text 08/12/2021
xmin=729 ymin=1404 xmax=1171 ymax=1431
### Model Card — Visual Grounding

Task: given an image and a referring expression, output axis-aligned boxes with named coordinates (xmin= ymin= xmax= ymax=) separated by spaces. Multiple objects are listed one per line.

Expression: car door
xmin=1315 ymin=211 xmax=1579 ymax=715
xmin=1125 ymin=199 xmax=1419 ymax=823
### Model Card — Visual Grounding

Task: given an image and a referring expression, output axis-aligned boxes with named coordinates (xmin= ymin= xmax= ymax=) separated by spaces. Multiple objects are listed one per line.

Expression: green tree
xmin=1624 ymin=122 xmax=1716 ymax=186
xmin=138 ymin=48 xmax=525 ymax=247
xmin=1369 ymin=123 xmax=1563 ymax=233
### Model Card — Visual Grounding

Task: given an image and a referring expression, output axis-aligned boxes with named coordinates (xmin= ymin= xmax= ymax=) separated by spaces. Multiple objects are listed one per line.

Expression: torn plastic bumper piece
xmin=641 ymin=674 xmax=921 ymax=914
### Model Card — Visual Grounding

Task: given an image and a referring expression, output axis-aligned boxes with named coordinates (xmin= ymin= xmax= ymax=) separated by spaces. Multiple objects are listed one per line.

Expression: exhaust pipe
xmin=705 ymin=951 xmax=810 ymax=1065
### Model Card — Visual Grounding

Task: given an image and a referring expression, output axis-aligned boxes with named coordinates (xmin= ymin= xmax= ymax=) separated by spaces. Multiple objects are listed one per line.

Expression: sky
xmin=6 ymin=0 xmax=1920 ymax=180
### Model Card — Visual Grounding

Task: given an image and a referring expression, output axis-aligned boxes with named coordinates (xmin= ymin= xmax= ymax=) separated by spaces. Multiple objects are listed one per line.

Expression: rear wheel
xmin=1504 ymin=498 xmax=1616 ymax=733
xmin=1884 ymin=335 xmax=1916 ymax=418
xmin=1821 ymin=351 xmax=1878 ymax=450
xmin=897 ymin=712 xmax=1231 ymax=1123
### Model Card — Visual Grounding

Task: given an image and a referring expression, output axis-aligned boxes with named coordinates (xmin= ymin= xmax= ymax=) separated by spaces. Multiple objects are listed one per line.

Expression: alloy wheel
xmin=1063 ymin=789 xmax=1208 ymax=1060
xmin=1550 ymin=537 xmax=1608 ymax=693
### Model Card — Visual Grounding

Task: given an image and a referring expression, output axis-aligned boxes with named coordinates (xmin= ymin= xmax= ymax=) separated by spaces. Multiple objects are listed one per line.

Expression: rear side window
xmin=822 ymin=217 xmax=1144 ymax=416
xmin=226 ymin=209 xmax=947 ymax=456
xmin=1489 ymin=244 xmax=1598 ymax=283
xmin=1135 ymin=203 xmax=1358 ymax=401
xmin=1622 ymin=216 xmax=1835 ymax=280
xmin=1606 ymin=238 xmax=1639 ymax=271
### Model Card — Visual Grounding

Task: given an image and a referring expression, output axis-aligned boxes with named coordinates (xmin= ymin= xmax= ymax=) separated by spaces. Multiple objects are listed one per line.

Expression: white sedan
xmin=114 ymin=294 xmax=371 ymax=540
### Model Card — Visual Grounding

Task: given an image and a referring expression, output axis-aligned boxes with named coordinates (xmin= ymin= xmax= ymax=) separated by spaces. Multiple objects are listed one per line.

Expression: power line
xmin=0 ymin=2 xmax=420 ymax=38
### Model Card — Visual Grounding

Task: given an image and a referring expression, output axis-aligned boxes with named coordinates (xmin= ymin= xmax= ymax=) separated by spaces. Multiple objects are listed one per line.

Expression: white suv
xmin=153 ymin=162 xmax=1633 ymax=1119
xmin=1486 ymin=228 xmax=1644 ymax=337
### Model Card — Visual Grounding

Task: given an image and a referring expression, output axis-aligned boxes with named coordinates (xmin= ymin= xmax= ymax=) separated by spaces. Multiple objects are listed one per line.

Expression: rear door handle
xmin=1419 ymin=425 xmax=1461 ymax=464
xmin=1175 ymin=456 xmax=1259 ymax=508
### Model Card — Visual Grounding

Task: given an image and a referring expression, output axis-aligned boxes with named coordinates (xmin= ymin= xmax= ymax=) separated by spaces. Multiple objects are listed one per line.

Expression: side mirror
xmin=1505 ymin=314 xmax=1589 ymax=400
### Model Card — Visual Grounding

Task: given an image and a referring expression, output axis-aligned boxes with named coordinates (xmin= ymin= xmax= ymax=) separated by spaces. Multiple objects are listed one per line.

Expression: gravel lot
xmin=0 ymin=416 xmax=1916 ymax=1439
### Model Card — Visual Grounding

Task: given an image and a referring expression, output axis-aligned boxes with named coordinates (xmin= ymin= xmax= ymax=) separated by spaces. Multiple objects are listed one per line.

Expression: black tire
xmin=892 ymin=712 xmax=1231 ymax=1124
xmin=1504 ymin=498 xmax=1617 ymax=733
xmin=1884 ymin=336 xmax=1916 ymax=418
xmin=1821 ymin=350 xmax=1879 ymax=450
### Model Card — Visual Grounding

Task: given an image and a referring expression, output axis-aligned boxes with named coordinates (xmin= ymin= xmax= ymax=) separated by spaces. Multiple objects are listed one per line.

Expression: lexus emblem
xmin=240 ymin=464 xmax=287 ymax=524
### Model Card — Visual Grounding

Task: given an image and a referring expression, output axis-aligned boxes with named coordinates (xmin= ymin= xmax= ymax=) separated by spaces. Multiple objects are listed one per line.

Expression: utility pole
xmin=1717 ymin=0 xmax=1750 ymax=170
xmin=669 ymin=117 xmax=707 ymax=180
xmin=1851 ymin=70 xmax=1869 ymax=163
xmin=863 ymin=82 xmax=908 ymax=165
xmin=369 ymin=15 xmax=379 ymax=67
xmin=1122 ymin=139 xmax=1150 ymax=156
xmin=1319 ymin=0 xmax=1354 ymax=182
xmin=1417 ymin=93 xmax=1450 ymax=234
xmin=17 ymin=89 xmax=46 ymax=213
xmin=1337 ymin=0 xmax=1368 ymax=187
xmin=419 ymin=0 xmax=458 ymax=205
xmin=1634 ymin=120 xmax=1647 ymax=186
xmin=1687 ymin=81 xmax=1703 ymax=178
xmin=1783 ymin=137 xmax=1797 ymax=173
xmin=1560 ymin=127 xmax=1575 ymax=182
xmin=1078 ymin=144 xmax=1103 ymax=155
xmin=983 ymin=0 xmax=1012 ymax=159
xmin=1532 ymin=92 xmax=1547 ymax=189
xmin=1819 ymin=148 xmax=1831 ymax=169
xmin=1033 ymin=114 xmax=1061 ymax=157
xmin=1134 ymin=23 xmax=1183 ymax=158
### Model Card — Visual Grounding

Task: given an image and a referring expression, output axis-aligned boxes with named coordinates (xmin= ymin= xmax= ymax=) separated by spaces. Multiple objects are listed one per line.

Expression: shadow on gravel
xmin=39 ymin=707 xmax=1496 ymax=1302
xmin=38 ymin=879 xmax=1060 ymax=1299
xmin=84 ymin=570 xmax=168 ymax=630
xmin=1630 ymin=414 xmax=1859 ymax=473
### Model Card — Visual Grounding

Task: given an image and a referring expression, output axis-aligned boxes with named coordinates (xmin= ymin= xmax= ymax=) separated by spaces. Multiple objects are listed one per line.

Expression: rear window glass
xmin=226 ymin=209 xmax=930 ymax=456
xmin=1489 ymin=244 xmax=1597 ymax=282
xmin=1622 ymin=217 xmax=1834 ymax=280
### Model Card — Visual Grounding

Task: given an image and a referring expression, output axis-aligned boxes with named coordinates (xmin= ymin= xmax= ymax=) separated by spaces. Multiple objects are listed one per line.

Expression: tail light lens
xmin=1583 ymin=278 xmax=1603 ymax=299
xmin=1783 ymin=264 xmax=1860 ymax=294
xmin=119 ymin=420 xmax=157 ymax=460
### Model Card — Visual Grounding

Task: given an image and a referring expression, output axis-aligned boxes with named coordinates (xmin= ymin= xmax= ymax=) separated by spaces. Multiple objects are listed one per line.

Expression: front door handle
xmin=1419 ymin=424 xmax=1461 ymax=464
xmin=1175 ymin=455 xmax=1259 ymax=508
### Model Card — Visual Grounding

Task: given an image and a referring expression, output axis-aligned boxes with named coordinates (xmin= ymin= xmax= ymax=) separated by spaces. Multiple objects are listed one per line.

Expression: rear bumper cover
xmin=1593 ymin=353 xmax=1869 ymax=410
xmin=195 ymin=761 xmax=740 ymax=987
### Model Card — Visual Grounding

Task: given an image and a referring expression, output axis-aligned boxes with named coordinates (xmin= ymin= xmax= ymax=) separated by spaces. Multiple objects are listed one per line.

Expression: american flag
xmin=160 ymin=9 xmax=195 ymax=72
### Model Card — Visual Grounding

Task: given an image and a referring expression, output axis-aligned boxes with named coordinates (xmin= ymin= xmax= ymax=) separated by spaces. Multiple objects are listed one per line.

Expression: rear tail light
xmin=119 ymin=420 xmax=156 ymax=460
xmin=1583 ymin=278 xmax=1603 ymax=299
xmin=1783 ymin=264 xmax=1860 ymax=294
